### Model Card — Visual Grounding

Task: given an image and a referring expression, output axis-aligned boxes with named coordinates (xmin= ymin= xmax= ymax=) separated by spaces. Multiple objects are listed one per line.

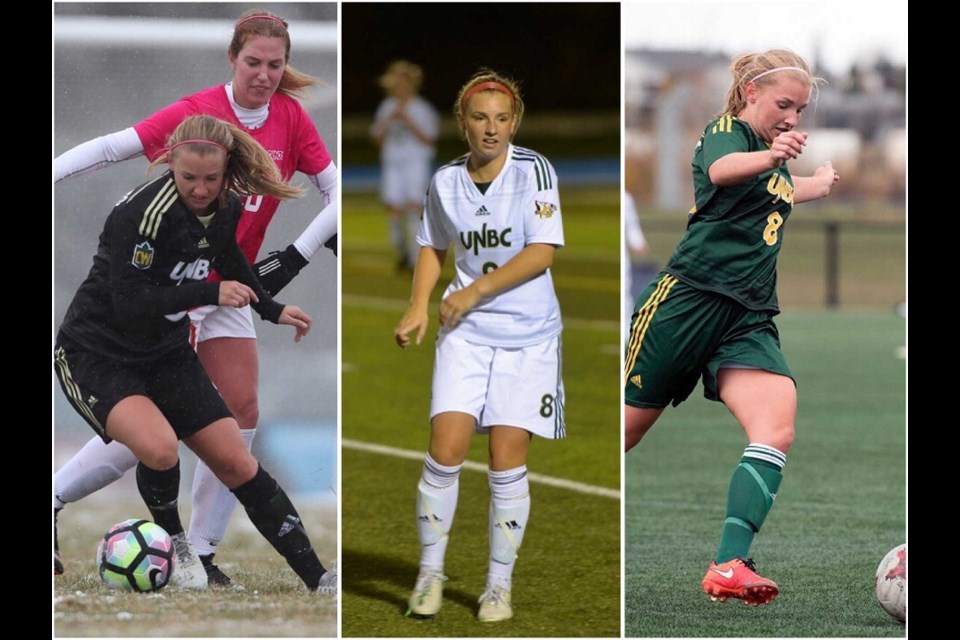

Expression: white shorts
xmin=430 ymin=332 xmax=566 ymax=440
xmin=381 ymin=158 xmax=432 ymax=208
xmin=188 ymin=304 xmax=257 ymax=347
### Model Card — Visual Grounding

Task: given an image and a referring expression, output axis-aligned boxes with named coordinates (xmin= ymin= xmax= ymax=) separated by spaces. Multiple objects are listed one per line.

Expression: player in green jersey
xmin=624 ymin=50 xmax=840 ymax=605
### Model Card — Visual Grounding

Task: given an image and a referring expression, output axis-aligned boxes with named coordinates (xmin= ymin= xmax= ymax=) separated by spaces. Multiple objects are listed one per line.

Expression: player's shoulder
xmin=509 ymin=145 xmax=557 ymax=190
xmin=702 ymin=115 xmax=752 ymax=137
xmin=110 ymin=173 xmax=180 ymax=239
xmin=115 ymin=173 xmax=176 ymax=212
xmin=435 ymin=152 xmax=470 ymax=177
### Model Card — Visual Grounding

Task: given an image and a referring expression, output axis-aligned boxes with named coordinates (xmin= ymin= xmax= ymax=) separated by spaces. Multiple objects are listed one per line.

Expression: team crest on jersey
xmin=535 ymin=201 xmax=557 ymax=219
xmin=132 ymin=241 xmax=154 ymax=270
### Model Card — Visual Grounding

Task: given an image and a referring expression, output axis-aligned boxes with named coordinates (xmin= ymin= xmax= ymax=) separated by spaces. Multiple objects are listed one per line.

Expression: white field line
xmin=343 ymin=438 xmax=620 ymax=500
xmin=342 ymin=294 xmax=620 ymax=333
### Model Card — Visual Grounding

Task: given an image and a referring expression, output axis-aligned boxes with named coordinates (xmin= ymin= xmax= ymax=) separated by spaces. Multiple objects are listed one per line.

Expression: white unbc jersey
xmin=418 ymin=145 xmax=564 ymax=347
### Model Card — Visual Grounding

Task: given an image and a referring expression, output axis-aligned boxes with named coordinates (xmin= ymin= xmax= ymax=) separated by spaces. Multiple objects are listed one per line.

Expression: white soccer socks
xmin=416 ymin=453 xmax=462 ymax=572
xmin=54 ymin=436 xmax=138 ymax=509
xmin=189 ymin=427 xmax=256 ymax=556
xmin=487 ymin=466 xmax=530 ymax=590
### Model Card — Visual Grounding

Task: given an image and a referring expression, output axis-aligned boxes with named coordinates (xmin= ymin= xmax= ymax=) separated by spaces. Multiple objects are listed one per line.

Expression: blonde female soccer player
xmin=395 ymin=69 xmax=565 ymax=622
xmin=624 ymin=49 xmax=840 ymax=605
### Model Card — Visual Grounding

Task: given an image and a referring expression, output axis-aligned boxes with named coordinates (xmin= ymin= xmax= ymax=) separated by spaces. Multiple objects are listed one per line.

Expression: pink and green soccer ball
xmin=96 ymin=519 xmax=174 ymax=592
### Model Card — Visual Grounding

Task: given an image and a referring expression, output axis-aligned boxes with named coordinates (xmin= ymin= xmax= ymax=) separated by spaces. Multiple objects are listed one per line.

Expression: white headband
xmin=747 ymin=66 xmax=809 ymax=84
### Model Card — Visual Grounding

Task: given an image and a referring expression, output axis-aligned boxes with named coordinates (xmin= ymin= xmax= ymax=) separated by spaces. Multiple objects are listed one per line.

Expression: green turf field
xmin=624 ymin=311 xmax=906 ymax=636
xmin=341 ymin=189 xmax=621 ymax=637
xmin=53 ymin=494 xmax=337 ymax=636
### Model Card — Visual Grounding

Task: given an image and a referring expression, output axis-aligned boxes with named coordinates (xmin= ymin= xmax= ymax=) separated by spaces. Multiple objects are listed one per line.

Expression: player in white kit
xmin=394 ymin=69 xmax=565 ymax=623
xmin=371 ymin=60 xmax=440 ymax=270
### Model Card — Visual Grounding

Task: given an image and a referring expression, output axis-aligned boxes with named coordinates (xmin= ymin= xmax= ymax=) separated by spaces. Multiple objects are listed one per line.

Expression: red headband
xmin=461 ymin=81 xmax=515 ymax=108
xmin=235 ymin=14 xmax=287 ymax=30
xmin=170 ymin=139 xmax=229 ymax=155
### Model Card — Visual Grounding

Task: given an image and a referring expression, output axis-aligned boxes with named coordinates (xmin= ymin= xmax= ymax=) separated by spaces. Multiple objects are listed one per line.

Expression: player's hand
xmin=439 ymin=287 xmax=482 ymax=330
xmin=813 ymin=161 xmax=840 ymax=194
xmin=219 ymin=281 xmax=258 ymax=308
xmin=278 ymin=305 xmax=312 ymax=343
xmin=254 ymin=245 xmax=310 ymax=297
xmin=395 ymin=306 xmax=429 ymax=348
xmin=769 ymin=130 xmax=807 ymax=165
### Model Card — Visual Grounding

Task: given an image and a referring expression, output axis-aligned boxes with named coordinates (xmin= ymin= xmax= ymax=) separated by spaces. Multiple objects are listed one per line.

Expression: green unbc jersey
xmin=664 ymin=116 xmax=794 ymax=312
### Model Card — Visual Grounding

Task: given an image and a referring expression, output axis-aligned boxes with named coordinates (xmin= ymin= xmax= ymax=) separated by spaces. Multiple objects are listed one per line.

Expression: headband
xmin=461 ymin=81 xmax=515 ymax=108
xmin=747 ymin=66 xmax=809 ymax=84
xmin=170 ymin=139 xmax=230 ymax=155
xmin=235 ymin=14 xmax=287 ymax=30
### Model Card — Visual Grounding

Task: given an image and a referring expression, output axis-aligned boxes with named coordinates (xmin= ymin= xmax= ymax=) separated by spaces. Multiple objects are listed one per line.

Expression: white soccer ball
xmin=874 ymin=544 xmax=905 ymax=623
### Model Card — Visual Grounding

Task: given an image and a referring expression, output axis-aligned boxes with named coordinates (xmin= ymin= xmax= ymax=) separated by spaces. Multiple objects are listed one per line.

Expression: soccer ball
xmin=96 ymin=519 xmax=174 ymax=592
xmin=874 ymin=544 xmax=906 ymax=623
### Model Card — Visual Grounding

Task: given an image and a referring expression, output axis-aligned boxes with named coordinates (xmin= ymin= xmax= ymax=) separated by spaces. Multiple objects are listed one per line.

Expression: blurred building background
xmin=623 ymin=1 xmax=906 ymax=310
xmin=53 ymin=3 xmax=337 ymax=500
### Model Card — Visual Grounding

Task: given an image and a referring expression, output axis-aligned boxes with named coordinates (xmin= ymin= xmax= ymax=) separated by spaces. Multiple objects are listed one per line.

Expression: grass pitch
xmin=625 ymin=311 xmax=906 ymax=636
xmin=341 ymin=188 xmax=621 ymax=637
xmin=53 ymin=488 xmax=337 ymax=637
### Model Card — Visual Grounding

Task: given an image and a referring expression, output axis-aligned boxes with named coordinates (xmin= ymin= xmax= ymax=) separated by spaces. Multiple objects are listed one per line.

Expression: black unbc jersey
xmin=60 ymin=173 xmax=283 ymax=362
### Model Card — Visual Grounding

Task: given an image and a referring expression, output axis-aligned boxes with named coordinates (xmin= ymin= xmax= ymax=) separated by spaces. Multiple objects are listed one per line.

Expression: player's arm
xmin=54 ymin=128 xmax=145 ymax=182
xmin=440 ymin=244 xmax=556 ymax=330
xmin=217 ymin=232 xmax=312 ymax=342
xmin=107 ymin=211 xmax=219 ymax=319
xmin=708 ymin=131 xmax=808 ymax=187
xmin=254 ymin=200 xmax=338 ymax=296
xmin=396 ymin=104 xmax=439 ymax=147
xmin=395 ymin=246 xmax=446 ymax=348
xmin=793 ymin=162 xmax=840 ymax=203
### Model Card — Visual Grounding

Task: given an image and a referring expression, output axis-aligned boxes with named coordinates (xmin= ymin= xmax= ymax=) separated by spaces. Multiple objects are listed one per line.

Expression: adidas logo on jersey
xmin=278 ymin=515 xmax=301 ymax=537
xmin=475 ymin=205 xmax=491 ymax=216
xmin=197 ymin=237 xmax=209 ymax=249
xmin=630 ymin=374 xmax=642 ymax=389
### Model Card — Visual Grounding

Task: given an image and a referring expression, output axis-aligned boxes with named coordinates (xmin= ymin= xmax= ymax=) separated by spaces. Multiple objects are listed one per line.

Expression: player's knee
xmin=212 ymin=451 xmax=259 ymax=489
xmin=230 ymin=395 xmax=260 ymax=430
xmin=141 ymin=437 xmax=179 ymax=471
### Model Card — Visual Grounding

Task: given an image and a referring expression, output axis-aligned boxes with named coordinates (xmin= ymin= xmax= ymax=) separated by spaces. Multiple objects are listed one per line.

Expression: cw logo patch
xmin=132 ymin=241 xmax=154 ymax=270
xmin=535 ymin=201 xmax=557 ymax=219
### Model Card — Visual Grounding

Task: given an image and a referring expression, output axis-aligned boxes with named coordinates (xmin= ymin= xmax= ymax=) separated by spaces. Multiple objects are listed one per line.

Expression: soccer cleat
xmin=169 ymin=533 xmax=208 ymax=590
xmin=477 ymin=584 xmax=513 ymax=622
xmin=406 ymin=570 xmax=446 ymax=616
xmin=316 ymin=565 xmax=338 ymax=597
xmin=200 ymin=553 xmax=232 ymax=586
xmin=701 ymin=557 xmax=778 ymax=605
xmin=54 ymin=509 xmax=64 ymax=575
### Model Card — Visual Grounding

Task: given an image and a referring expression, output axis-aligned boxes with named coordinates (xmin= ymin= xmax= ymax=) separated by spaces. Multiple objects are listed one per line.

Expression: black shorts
xmin=54 ymin=335 xmax=232 ymax=443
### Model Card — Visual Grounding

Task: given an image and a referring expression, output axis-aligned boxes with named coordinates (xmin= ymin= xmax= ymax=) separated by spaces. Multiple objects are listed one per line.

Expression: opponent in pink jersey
xmin=53 ymin=10 xmax=337 ymax=587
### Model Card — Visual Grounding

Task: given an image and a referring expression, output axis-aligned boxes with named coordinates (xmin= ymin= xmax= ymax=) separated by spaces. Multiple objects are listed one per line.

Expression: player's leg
xmin=408 ymin=334 xmax=490 ymax=615
xmin=183 ymin=419 xmax=334 ymax=593
xmin=624 ymin=405 xmax=664 ymax=451
xmin=383 ymin=163 xmax=412 ymax=270
xmin=189 ymin=311 xmax=259 ymax=584
xmin=478 ymin=426 xmax=533 ymax=622
xmin=408 ymin=411 xmax=474 ymax=615
xmin=700 ymin=313 xmax=796 ymax=605
xmin=103 ymin=395 xmax=208 ymax=590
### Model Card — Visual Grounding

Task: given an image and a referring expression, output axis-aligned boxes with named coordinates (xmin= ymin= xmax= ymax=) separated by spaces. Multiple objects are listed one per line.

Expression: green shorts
xmin=623 ymin=273 xmax=794 ymax=409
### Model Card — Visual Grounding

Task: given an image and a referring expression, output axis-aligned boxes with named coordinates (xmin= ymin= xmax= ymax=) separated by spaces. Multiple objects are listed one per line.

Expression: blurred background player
xmin=54 ymin=115 xmax=335 ymax=594
xmin=53 ymin=9 xmax=337 ymax=586
xmin=394 ymin=69 xmax=565 ymax=623
xmin=623 ymin=191 xmax=655 ymax=327
xmin=623 ymin=50 xmax=840 ymax=605
xmin=371 ymin=60 xmax=440 ymax=271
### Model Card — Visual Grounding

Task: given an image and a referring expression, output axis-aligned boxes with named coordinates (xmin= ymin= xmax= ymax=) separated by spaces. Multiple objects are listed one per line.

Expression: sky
xmin=623 ymin=0 xmax=908 ymax=75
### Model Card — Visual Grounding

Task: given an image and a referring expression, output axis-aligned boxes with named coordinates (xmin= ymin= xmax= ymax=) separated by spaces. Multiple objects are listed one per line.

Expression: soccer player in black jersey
xmin=54 ymin=115 xmax=336 ymax=595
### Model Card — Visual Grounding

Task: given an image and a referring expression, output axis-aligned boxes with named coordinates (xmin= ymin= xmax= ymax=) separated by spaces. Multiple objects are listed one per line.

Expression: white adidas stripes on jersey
xmin=418 ymin=144 xmax=564 ymax=348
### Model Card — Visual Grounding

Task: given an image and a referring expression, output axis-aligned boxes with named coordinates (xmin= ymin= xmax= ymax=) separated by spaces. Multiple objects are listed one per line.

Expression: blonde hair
xmin=149 ymin=115 xmax=305 ymax=208
xmin=454 ymin=68 xmax=525 ymax=137
xmin=229 ymin=9 xmax=319 ymax=98
xmin=379 ymin=60 xmax=424 ymax=95
xmin=720 ymin=49 xmax=824 ymax=117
